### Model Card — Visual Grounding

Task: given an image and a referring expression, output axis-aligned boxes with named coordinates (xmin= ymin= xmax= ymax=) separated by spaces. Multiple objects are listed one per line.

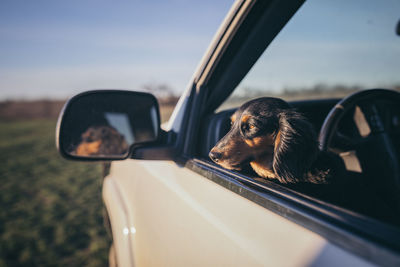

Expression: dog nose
xmin=209 ymin=151 xmax=222 ymax=162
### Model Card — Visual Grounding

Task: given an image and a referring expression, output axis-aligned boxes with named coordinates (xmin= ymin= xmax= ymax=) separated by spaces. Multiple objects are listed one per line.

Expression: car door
xmin=103 ymin=0 xmax=400 ymax=266
xmin=106 ymin=159 xmax=327 ymax=266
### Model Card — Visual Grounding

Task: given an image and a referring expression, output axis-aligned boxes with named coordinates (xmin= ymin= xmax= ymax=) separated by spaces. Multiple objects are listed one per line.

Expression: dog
xmin=74 ymin=125 xmax=129 ymax=156
xmin=209 ymin=97 xmax=332 ymax=184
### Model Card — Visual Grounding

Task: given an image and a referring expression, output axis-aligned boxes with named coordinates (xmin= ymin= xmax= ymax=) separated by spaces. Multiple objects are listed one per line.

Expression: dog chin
xmin=217 ymin=161 xmax=242 ymax=171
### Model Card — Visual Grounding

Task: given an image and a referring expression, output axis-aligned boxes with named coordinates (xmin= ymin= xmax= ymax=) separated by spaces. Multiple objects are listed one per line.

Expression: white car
xmin=57 ymin=0 xmax=400 ymax=266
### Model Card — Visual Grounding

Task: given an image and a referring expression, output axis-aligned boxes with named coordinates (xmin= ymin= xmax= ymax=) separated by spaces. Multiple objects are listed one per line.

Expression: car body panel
xmin=103 ymin=159 xmax=376 ymax=266
xmin=103 ymin=174 xmax=136 ymax=266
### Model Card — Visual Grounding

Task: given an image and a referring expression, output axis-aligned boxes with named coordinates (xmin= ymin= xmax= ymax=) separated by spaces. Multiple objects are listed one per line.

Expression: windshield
xmin=220 ymin=0 xmax=400 ymax=110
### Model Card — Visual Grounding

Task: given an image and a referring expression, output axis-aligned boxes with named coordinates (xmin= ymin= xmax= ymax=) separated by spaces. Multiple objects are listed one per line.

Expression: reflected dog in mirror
xmin=73 ymin=125 xmax=129 ymax=157
xmin=209 ymin=97 xmax=334 ymax=184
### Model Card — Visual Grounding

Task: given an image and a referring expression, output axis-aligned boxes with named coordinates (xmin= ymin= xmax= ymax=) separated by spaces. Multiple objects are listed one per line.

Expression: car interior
xmin=199 ymin=95 xmax=400 ymax=228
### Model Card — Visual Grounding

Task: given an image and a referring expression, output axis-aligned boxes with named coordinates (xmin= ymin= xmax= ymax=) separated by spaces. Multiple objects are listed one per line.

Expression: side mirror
xmin=56 ymin=90 xmax=161 ymax=160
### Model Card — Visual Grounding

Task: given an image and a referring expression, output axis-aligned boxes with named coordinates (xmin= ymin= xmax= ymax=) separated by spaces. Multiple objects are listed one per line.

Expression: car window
xmin=219 ymin=0 xmax=400 ymax=111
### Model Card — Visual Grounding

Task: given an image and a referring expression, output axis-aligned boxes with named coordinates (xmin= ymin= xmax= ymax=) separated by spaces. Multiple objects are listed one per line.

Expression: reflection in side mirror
xmin=56 ymin=90 xmax=160 ymax=160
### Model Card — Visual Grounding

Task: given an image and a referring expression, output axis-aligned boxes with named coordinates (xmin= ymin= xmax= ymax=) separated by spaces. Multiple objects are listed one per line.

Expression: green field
xmin=0 ymin=120 xmax=110 ymax=266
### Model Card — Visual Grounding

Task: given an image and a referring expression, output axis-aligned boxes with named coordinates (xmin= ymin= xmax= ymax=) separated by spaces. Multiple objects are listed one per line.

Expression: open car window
xmin=197 ymin=0 xmax=400 ymax=228
xmin=219 ymin=0 xmax=400 ymax=111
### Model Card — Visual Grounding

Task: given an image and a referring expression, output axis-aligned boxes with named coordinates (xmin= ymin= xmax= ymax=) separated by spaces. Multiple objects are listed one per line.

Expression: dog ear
xmin=272 ymin=110 xmax=319 ymax=183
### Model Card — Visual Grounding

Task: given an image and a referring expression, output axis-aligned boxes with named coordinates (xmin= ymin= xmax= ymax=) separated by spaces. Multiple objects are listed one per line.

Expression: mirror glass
xmin=58 ymin=90 xmax=160 ymax=159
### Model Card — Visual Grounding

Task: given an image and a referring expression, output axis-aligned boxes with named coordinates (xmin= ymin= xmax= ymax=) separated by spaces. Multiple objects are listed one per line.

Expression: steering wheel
xmin=319 ymin=89 xmax=400 ymax=211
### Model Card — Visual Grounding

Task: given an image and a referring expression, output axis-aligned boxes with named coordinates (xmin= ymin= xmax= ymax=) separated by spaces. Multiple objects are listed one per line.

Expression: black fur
xmin=273 ymin=110 xmax=319 ymax=183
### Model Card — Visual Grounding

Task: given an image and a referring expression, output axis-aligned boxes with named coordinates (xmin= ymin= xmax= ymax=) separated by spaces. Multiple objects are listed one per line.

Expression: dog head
xmin=75 ymin=125 xmax=129 ymax=156
xmin=209 ymin=97 xmax=319 ymax=183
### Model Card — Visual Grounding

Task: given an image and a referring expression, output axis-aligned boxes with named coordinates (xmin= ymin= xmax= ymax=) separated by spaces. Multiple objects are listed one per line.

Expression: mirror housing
xmin=56 ymin=90 xmax=163 ymax=161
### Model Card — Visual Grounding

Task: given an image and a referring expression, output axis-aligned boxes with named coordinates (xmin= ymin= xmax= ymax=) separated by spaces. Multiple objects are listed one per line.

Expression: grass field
xmin=0 ymin=120 xmax=110 ymax=266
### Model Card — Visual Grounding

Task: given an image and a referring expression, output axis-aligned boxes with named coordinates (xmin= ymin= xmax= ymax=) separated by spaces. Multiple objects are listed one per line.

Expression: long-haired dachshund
xmin=209 ymin=97 xmax=332 ymax=184
xmin=74 ymin=125 xmax=129 ymax=156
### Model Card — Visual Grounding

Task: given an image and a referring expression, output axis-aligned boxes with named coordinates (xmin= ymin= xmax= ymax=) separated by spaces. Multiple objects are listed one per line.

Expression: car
xmin=56 ymin=0 xmax=400 ymax=266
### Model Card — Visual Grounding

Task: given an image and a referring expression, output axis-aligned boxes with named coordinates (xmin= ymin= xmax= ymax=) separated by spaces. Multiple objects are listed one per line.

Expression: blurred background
xmin=0 ymin=1 xmax=232 ymax=266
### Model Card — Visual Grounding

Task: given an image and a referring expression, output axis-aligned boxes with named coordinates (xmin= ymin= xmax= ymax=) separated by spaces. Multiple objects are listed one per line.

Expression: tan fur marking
xmin=76 ymin=140 xmax=102 ymax=156
xmin=241 ymin=115 xmax=250 ymax=123
xmin=230 ymin=113 xmax=236 ymax=124
xmin=274 ymin=130 xmax=281 ymax=151
xmin=246 ymin=137 xmax=276 ymax=179
xmin=250 ymin=153 xmax=276 ymax=179
xmin=245 ymin=138 xmax=255 ymax=147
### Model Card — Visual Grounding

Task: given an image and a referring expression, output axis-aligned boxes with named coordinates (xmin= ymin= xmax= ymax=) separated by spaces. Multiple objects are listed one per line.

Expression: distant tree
xmin=142 ymin=83 xmax=176 ymax=98
xmin=141 ymin=83 xmax=180 ymax=105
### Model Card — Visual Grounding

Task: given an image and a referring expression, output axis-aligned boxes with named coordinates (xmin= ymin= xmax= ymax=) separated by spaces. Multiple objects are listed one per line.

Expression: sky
xmin=1 ymin=0 xmax=400 ymax=101
xmin=238 ymin=0 xmax=400 ymax=94
xmin=0 ymin=0 xmax=233 ymax=100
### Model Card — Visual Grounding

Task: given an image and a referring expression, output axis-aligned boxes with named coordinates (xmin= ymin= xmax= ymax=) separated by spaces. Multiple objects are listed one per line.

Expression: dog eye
xmin=247 ymin=123 xmax=257 ymax=130
xmin=241 ymin=123 xmax=257 ymax=132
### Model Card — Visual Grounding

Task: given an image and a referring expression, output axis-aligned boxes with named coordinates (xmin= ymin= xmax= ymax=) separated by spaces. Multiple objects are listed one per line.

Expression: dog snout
xmin=209 ymin=150 xmax=223 ymax=163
